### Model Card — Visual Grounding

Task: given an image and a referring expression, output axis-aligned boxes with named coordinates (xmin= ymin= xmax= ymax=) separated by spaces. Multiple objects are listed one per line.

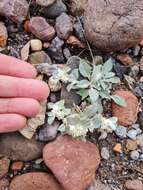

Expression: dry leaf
xmin=21 ymin=41 xmax=30 ymax=61
xmin=19 ymin=101 xmax=47 ymax=139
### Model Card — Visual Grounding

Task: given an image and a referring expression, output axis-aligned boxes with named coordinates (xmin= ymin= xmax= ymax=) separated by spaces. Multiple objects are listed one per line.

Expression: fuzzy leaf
xmin=102 ymin=58 xmax=113 ymax=74
xmin=48 ymin=115 xmax=55 ymax=125
xmin=88 ymin=88 xmax=99 ymax=102
xmin=79 ymin=59 xmax=92 ymax=79
xmin=77 ymin=89 xmax=89 ymax=100
xmin=91 ymin=65 xmax=102 ymax=82
xmin=76 ymin=80 xmax=90 ymax=88
xmin=111 ymin=95 xmax=127 ymax=107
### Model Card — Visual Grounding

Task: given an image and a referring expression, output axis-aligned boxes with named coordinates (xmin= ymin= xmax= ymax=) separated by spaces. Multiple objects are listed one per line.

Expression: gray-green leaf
xmin=111 ymin=95 xmax=127 ymax=107
xmin=79 ymin=59 xmax=92 ymax=79
xmin=88 ymin=88 xmax=99 ymax=102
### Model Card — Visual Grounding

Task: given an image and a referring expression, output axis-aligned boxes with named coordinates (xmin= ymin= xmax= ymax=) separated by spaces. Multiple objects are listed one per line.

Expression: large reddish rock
xmin=112 ymin=91 xmax=138 ymax=126
xmin=125 ymin=180 xmax=143 ymax=190
xmin=29 ymin=17 xmax=55 ymax=41
xmin=43 ymin=135 xmax=100 ymax=190
xmin=9 ymin=172 xmax=63 ymax=190
xmin=0 ymin=0 xmax=29 ymax=23
xmin=84 ymin=0 xmax=143 ymax=52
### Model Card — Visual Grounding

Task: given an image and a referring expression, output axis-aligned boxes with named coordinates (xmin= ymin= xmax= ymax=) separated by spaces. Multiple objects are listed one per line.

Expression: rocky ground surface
xmin=0 ymin=0 xmax=143 ymax=190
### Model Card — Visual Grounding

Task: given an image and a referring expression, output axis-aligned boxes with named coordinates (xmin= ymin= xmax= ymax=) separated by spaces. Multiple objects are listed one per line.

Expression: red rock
xmin=0 ymin=0 xmax=29 ymax=23
xmin=24 ymin=20 xmax=31 ymax=33
xmin=0 ymin=22 xmax=8 ymax=47
xmin=0 ymin=178 xmax=9 ymax=189
xmin=117 ymin=54 xmax=133 ymax=66
xmin=29 ymin=17 xmax=55 ymax=41
xmin=125 ymin=180 xmax=143 ymax=190
xmin=0 ymin=157 xmax=10 ymax=178
xmin=36 ymin=0 xmax=56 ymax=7
xmin=66 ymin=35 xmax=85 ymax=48
xmin=112 ymin=91 xmax=138 ymax=126
xmin=9 ymin=172 xmax=63 ymax=190
xmin=56 ymin=13 xmax=73 ymax=39
xmin=11 ymin=161 xmax=24 ymax=171
xmin=43 ymin=135 xmax=100 ymax=190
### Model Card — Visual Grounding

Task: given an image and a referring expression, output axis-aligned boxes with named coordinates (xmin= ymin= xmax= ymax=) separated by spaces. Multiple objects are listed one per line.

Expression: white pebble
xmin=115 ymin=125 xmax=127 ymax=139
xmin=101 ymin=147 xmax=110 ymax=160
xmin=30 ymin=39 xmax=42 ymax=51
xmin=127 ymin=129 xmax=137 ymax=140
xmin=130 ymin=150 xmax=139 ymax=160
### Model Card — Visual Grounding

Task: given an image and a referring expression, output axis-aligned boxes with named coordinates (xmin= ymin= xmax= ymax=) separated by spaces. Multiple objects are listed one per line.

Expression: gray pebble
xmin=130 ymin=150 xmax=140 ymax=160
xmin=115 ymin=125 xmax=127 ymax=139
xmin=101 ymin=147 xmax=110 ymax=160
xmin=127 ymin=129 xmax=137 ymax=140
xmin=139 ymin=154 xmax=143 ymax=161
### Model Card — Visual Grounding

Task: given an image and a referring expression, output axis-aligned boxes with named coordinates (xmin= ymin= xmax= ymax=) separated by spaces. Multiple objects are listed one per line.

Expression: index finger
xmin=0 ymin=54 xmax=37 ymax=78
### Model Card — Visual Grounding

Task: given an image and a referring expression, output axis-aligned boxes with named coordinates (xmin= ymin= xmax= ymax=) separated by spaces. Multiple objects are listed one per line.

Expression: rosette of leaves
xmin=48 ymin=100 xmax=118 ymax=139
xmin=67 ymin=58 xmax=126 ymax=107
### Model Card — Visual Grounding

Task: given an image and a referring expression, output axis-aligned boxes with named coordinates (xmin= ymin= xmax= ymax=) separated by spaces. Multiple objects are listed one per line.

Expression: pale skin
xmin=0 ymin=54 xmax=49 ymax=133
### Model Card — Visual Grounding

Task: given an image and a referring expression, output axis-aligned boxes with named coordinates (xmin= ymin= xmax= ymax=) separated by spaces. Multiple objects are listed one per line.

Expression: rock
xmin=133 ymin=82 xmax=143 ymax=98
xmin=0 ymin=0 xmax=29 ymax=23
xmin=125 ymin=180 xmax=143 ymax=190
xmin=137 ymin=134 xmax=143 ymax=148
xmin=37 ymin=121 xmax=59 ymax=142
xmin=113 ymin=143 xmax=122 ymax=153
xmin=56 ymin=13 xmax=73 ymax=40
xmin=11 ymin=161 xmax=24 ymax=171
xmin=126 ymin=139 xmax=138 ymax=151
xmin=36 ymin=0 xmax=55 ymax=7
xmin=129 ymin=65 xmax=139 ymax=78
xmin=44 ymin=0 xmax=67 ymax=19
xmin=30 ymin=39 xmax=42 ymax=52
xmin=101 ymin=147 xmax=110 ymax=160
xmin=43 ymin=135 xmax=100 ymax=190
xmin=0 ymin=157 xmax=10 ymax=178
xmin=29 ymin=51 xmax=52 ymax=65
xmin=113 ymin=62 xmax=129 ymax=80
xmin=115 ymin=125 xmax=127 ymax=139
xmin=21 ymin=41 xmax=30 ymax=61
xmin=0 ymin=132 xmax=45 ymax=161
xmin=68 ymin=0 xmax=88 ymax=16
xmin=127 ymin=129 xmax=137 ymax=140
xmin=63 ymin=48 xmax=71 ymax=60
xmin=9 ymin=172 xmax=62 ymax=190
xmin=112 ymin=90 xmax=138 ymax=126
xmin=140 ymin=57 xmax=143 ymax=75
xmin=88 ymin=180 xmax=111 ymax=190
xmin=139 ymin=112 xmax=143 ymax=129
xmin=29 ymin=17 xmax=55 ymax=41
xmin=0 ymin=178 xmax=9 ymax=189
xmin=48 ymin=77 xmax=62 ymax=92
xmin=84 ymin=0 xmax=143 ymax=52
xmin=24 ymin=20 xmax=31 ymax=33
xmin=66 ymin=35 xmax=85 ymax=48
xmin=74 ymin=21 xmax=85 ymax=42
xmin=117 ymin=54 xmax=133 ymax=66
xmin=48 ymin=37 xmax=65 ymax=63
xmin=130 ymin=150 xmax=139 ymax=160
xmin=92 ymin=56 xmax=103 ymax=65
xmin=0 ymin=22 xmax=8 ymax=47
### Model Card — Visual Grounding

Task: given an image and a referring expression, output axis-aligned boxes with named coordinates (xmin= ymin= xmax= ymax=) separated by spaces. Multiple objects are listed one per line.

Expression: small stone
xmin=101 ymin=147 xmax=110 ymax=160
xmin=56 ymin=13 xmax=73 ymax=40
xmin=92 ymin=56 xmax=103 ymax=65
xmin=127 ymin=129 xmax=137 ymax=140
xmin=113 ymin=143 xmax=122 ymax=153
xmin=137 ymin=134 xmax=143 ymax=148
xmin=24 ymin=20 xmax=31 ymax=33
xmin=9 ymin=172 xmax=62 ymax=190
xmin=133 ymin=45 xmax=140 ymax=56
xmin=29 ymin=17 xmax=55 ymax=41
xmin=139 ymin=112 xmax=143 ymax=129
xmin=0 ymin=132 xmax=45 ymax=162
xmin=117 ymin=54 xmax=133 ymax=66
xmin=140 ymin=154 xmax=143 ymax=161
xmin=43 ymin=135 xmax=100 ymax=190
xmin=74 ymin=21 xmax=85 ymax=42
xmin=140 ymin=56 xmax=143 ymax=75
xmin=66 ymin=35 xmax=85 ymax=48
xmin=44 ymin=0 xmax=67 ymax=19
xmin=11 ymin=161 xmax=24 ymax=171
xmin=112 ymin=90 xmax=139 ymax=126
xmin=0 ymin=178 xmax=9 ymax=190
xmin=126 ymin=139 xmax=138 ymax=151
xmin=63 ymin=48 xmax=71 ymax=60
xmin=48 ymin=37 xmax=64 ymax=63
xmin=30 ymin=39 xmax=42 ymax=51
xmin=0 ymin=22 xmax=8 ymax=47
xmin=21 ymin=41 xmax=30 ymax=61
xmin=115 ymin=125 xmax=127 ymax=139
xmin=129 ymin=65 xmax=140 ymax=78
xmin=36 ymin=0 xmax=55 ymax=7
xmin=130 ymin=150 xmax=140 ymax=160
xmin=37 ymin=121 xmax=59 ymax=142
xmin=48 ymin=77 xmax=62 ymax=92
xmin=0 ymin=157 xmax=10 ymax=178
xmin=0 ymin=0 xmax=29 ymax=23
xmin=29 ymin=51 xmax=52 ymax=65
xmin=68 ymin=0 xmax=88 ymax=16
xmin=113 ymin=62 xmax=129 ymax=80
xmin=88 ymin=180 xmax=111 ymax=190
xmin=125 ymin=180 xmax=143 ymax=190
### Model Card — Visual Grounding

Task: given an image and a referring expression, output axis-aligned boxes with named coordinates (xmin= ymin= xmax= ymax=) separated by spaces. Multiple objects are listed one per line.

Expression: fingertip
xmin=38 ymin=81 xmax=50 ymax=101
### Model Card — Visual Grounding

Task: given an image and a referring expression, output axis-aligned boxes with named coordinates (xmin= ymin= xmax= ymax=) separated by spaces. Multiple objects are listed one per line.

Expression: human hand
xmin=0 ymin=54 xmax=49 ymax=133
